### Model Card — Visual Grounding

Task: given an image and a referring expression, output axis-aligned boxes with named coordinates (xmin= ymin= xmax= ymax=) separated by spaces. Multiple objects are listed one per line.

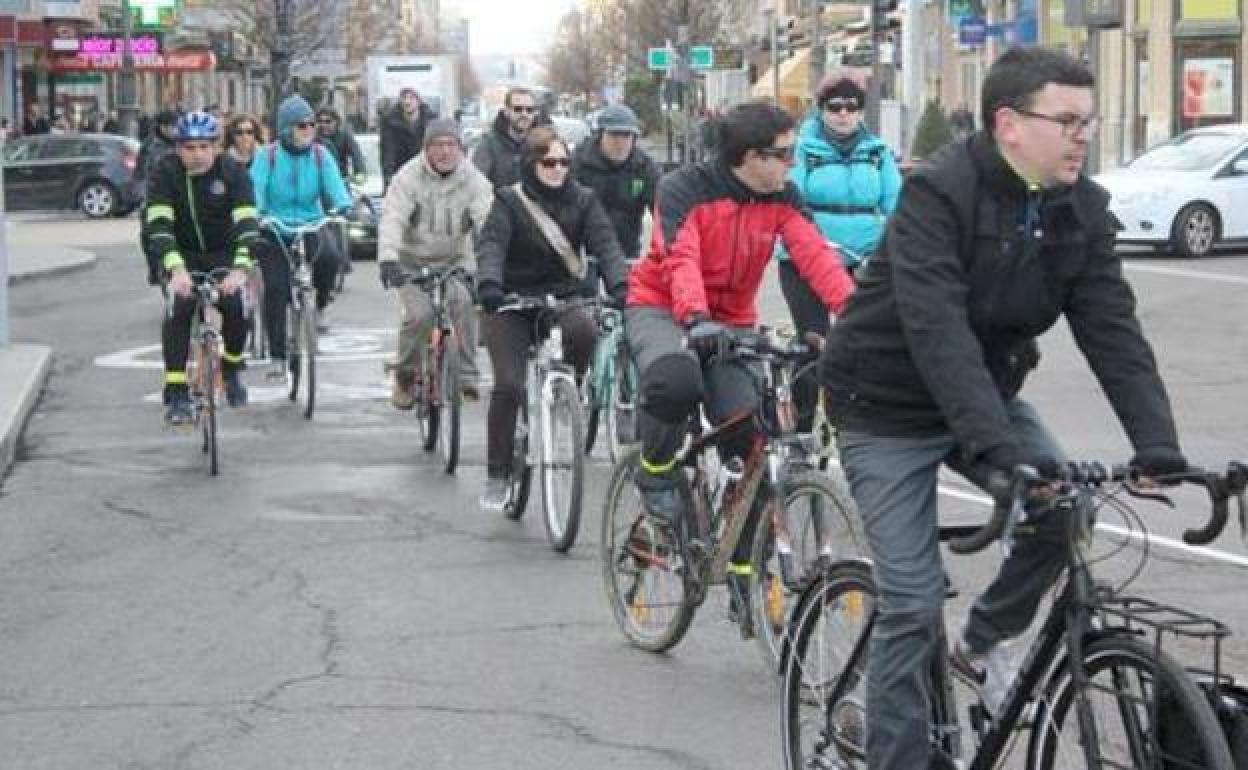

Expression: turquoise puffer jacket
xmin=780 ymin=117 xmax=902 ymax=268
xmin=250 ymin=141 xmax=353 ymax=227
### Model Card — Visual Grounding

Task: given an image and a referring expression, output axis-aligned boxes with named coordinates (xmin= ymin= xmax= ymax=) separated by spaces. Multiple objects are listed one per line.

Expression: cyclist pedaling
xmin=475 ymin=125 xmax=630 ymax=511
xmin=626 ymin=102 xmax=854 ymax=604
xmin=144 ymin=110 xmax=260 ymax=424
xmin=818 ymin=47 xmax=1188 ymax=770
xmin=251 ymin=95 xmax=354 ymax=385
xmin=378 ymin=118 xmax=494 ymax=407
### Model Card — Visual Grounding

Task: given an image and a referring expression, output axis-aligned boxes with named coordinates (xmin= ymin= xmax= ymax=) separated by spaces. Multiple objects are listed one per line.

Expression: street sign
xmin=689 ymin=45 xmax=714 ymax=70
xmin=131 ymin=0 xmax=178 ymax=27
xmin=647 ymin=47 xmax=671 ymax=72
xmin=958 ymin=16 xmax=987 ymax=45
xmin=711 ymin=45 xmax=745 ymax=71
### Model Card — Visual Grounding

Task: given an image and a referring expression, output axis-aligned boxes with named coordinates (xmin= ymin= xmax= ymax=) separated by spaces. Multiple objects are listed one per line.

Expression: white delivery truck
xmin=366 ymin=54 xmax=459 ymax=124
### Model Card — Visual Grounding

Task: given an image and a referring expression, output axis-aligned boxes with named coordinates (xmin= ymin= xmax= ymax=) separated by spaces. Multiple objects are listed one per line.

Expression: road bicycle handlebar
xmin=396 ymin=265 xmax=471 ymax=290
xmin=258 ymin=215 xmax=350 ymax=239
xmin=947 ymin=461 xmax=1248 ymax=555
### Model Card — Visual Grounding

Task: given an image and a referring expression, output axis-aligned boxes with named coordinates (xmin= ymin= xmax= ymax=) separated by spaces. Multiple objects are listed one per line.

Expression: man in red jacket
xmin=625 ymin=102 xmax=854 ymax=591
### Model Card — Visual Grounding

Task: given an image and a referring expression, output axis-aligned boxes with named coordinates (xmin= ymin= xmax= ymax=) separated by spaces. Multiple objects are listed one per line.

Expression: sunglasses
xmin=233 ymin=127 xmax=255 ymax=136
xmin=511 ymin=106 xmax=537 ymax=114
xmin=538 ymin=157 xmax=571 ymax=169
xmin=822 ymin=99 xmax=862 ymax=114
xmin=756 ymin=144 xmax=796 ymax=162
xmin=294 ymin=120 xmax=315 ymax=129
xmin=317 ymin=118 xmax=336 ymax=124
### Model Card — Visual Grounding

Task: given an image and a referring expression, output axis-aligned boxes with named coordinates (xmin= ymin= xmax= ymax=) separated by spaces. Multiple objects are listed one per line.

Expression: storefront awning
xmin=50 ymin=50 xmax=216 ymax=74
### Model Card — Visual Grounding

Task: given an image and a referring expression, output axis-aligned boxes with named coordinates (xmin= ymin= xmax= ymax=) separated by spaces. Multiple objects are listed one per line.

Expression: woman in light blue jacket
xmin=251 ymin=94 xmax=353 ymax=383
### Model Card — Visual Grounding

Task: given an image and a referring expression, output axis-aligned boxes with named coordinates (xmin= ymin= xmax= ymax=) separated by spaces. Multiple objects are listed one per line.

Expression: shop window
xmin=1179 ymin=0 xmax=1237 ymax=19
xmin=1137 ymin=0 xmax=1152 ymax=26
xmin=1176 ymin=40 xmax=1239 ymax=132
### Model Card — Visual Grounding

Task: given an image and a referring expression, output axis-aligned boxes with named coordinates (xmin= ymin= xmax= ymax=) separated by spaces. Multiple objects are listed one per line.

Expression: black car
xmin=2 ymin=133 xmax=142 ymax=217
xmin=346 ymin=132 xmax=383 ymax=260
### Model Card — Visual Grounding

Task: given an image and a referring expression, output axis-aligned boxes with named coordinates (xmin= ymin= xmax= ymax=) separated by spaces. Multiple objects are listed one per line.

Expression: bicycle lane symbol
xmin=94 ymin=327 xmax=397 ymax=404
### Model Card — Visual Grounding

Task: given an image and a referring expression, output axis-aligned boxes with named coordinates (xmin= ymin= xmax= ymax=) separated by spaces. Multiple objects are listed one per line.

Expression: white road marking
xmin=95 ymin=327 xmax=398 ymax=370
xmin=1125 ymin=263 xmax=1248 ymax=286
xmin=938 ymin=483 xmax=1248 ymax=568
xmin=141 ymin=382 xmax=390 ymax=404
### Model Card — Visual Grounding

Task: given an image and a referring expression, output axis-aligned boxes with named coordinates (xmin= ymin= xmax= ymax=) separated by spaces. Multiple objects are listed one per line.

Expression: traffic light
xmin=775 ymin=16 xmax=797 ymax=59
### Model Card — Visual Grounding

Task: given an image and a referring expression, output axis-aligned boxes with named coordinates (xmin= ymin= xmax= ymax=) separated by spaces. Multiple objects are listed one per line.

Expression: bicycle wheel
xmin=299 ymin=295 xmax=318 ymax=419
xmin=1027 ymin=634 xmax=1234 ymax=770
xmin=287 ymin=302 xmax=302 ymax=402
xmin=437 ymin=339 xmax=461 ymax=474
xmin=540 ymin=377 xmax=584 ymax=553
xmin=246 ymin=273 xmax=267 ymax=361
xmin=504 ymin=401 xmax=533 ymax=521
xmin=584 ymin=386 xmax=602 ymax=456
xmin=200 ymin=343 xmax=219 ymax=476
xmin=419 ymin=341 xmax=441 ymax=453
xmin=599 ymin=447 xmax=696 ymax=652
xmin=750 ymin=471 xmax=865 ymax=669
xmin=605 ymin=346 xmax=639 ymax=465
xmin=782 ymin=561 xmax=876 ymax=770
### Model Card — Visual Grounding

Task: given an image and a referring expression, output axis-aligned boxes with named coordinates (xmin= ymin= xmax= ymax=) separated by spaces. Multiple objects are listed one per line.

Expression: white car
xmin=1094 ymin=124 xmax=1248 ymax=258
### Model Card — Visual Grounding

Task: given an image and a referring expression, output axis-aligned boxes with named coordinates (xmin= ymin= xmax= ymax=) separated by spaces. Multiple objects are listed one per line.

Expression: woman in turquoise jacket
xmin=251 ymin=94 xmax=354 ymax=384
xmin=781 ymin=71 xmax=902 ymax=429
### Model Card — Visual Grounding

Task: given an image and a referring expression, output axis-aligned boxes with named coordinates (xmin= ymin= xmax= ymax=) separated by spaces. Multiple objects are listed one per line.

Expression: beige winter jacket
xmin=378 ymin=152 xmax=493 ymax=269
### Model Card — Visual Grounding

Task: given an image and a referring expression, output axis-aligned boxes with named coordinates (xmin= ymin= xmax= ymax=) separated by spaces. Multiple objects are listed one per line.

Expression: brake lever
xmin=1122 ymin=480 xmax=1177 ymax=509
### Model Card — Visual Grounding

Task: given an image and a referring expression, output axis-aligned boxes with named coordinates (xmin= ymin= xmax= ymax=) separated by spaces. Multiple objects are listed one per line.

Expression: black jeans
xmin=255 ymin=227 xmax=342 ymax=361
xmin=482 ymin=307 xmax=595 ymax=476
xmin=162 ymin=290 xmax=248 ymax=379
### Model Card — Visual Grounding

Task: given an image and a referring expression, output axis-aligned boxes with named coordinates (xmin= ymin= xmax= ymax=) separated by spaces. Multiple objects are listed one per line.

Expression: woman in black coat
xmin=475 ymin=125 xmax=630 ymax=510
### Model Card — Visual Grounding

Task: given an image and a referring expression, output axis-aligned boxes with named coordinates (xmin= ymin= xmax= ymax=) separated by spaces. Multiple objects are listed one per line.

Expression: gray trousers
xmin=395 ymin=275 xmax=479 ymax=385
xmin=836 ymin=399 xmax=1066 ymax=770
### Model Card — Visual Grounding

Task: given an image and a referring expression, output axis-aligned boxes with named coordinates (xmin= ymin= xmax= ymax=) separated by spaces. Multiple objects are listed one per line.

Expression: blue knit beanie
xmin=276 ymin=95 xmax=314 ymax=138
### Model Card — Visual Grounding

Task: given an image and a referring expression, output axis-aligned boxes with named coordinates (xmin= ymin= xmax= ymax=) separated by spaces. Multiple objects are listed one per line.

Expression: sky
xmin=460 ymin=0 xmax=580 ymax=55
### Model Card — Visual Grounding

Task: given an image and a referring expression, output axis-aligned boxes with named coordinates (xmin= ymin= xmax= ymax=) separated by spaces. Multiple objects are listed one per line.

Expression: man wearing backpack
xmin=818 ymin=46 xmax=1188 ymax=770
xmin=251 ymin=95 xmax=353 ymax=385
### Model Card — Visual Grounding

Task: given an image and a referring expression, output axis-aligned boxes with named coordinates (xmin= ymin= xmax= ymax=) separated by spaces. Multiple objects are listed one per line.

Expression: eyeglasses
xmin=822 ymin=99 xmax=861 ymax=114
xmin=1014 ymin=108 xmax=1100 ymax=137
xmin=511 ymin=105 xmax=537 ymax=114
xmin=233 ymin=127 xmax=255 ymax=136
xmin=756 ymin=144 xmax=796 ymax=162
xmin=294 ymin=121 xmax=315 ymax=129
xmin=538 ymin=157 xmax=571 ymax=169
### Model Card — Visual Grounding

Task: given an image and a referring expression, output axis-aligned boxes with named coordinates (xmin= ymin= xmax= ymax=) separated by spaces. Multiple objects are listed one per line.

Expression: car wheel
xmin=1172 ymin=203 xmax=1218 ymax=258
xmin=78 ymin=181 xmax=118 ymax=218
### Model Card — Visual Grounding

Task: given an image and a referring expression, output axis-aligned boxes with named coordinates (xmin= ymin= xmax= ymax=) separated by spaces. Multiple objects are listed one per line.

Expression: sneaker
xmin=391 ymin=375 xmax=417 ymax=411
xmin=950 ymin=638 xmax=1019 ymax=717
xmin=224 ymin=370 xmax=248 ymax=407
xmin=164 ymin=388 xmax=193 ymax=425
xmin=480 ymin=476 xmax=511 ymax=512
xmin=633 ymin=464 xmax=686 ymax=525
xmin=265 ymin=361 xmax=289 ymax=388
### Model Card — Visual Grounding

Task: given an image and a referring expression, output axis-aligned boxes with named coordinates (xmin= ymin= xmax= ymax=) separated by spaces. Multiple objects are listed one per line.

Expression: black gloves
xmin=379 ymin=261 xmax=404 ymax=289
xmin=983 ymin=445 xmax=1060 ymax=481
xmin=478 ymin=282 xmax=505 ymax=314
xmin=685 ymin=317 xmax=729 ymax=360
xmin=1130 ymin=447 xmax=1189 ymax=480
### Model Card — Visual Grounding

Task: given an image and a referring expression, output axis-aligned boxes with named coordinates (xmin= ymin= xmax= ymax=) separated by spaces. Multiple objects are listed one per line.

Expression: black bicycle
xmin=782 ymin=460 xmax=1248 ymax=770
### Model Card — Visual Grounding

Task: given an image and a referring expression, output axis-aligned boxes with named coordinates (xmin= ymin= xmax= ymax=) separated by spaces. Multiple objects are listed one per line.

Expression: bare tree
xmin=543 ymin=9 xmax=610 ymax=103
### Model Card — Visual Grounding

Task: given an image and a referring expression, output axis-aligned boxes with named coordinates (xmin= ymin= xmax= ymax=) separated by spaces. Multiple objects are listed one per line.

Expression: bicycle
xmin=179 ymin=267 xmax=233 ymax=476
xmin=600 ymin=327 xmax=865 ymax=666
xmin=583 ymin=301 xmax=640 ymax=464
xmin=386 ymin=264 xmax=471 ymax=475
xmin=782 ymin=460 xmax=1248 ymax=770
xmin=258 ymin=215 xmax=347 ymax=419
xmin=244 ymin=268 xmax=267 ymax=362
xmin=495 ymin=294 xmax=595 ymax=553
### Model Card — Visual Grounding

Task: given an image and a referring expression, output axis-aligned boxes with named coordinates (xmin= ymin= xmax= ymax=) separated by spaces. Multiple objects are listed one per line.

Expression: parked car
xmin=345 ymin=132 xmax=384 ymax=260
xmin=1094 ymin=124 xmax=1248 ymax=258
xmin=1 ymin=133 xmax=141 ymax=218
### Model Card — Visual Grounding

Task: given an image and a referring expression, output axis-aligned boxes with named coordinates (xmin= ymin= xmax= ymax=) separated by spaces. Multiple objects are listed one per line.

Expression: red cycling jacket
xmin=628 ymin=161 xmax=854 ymax=326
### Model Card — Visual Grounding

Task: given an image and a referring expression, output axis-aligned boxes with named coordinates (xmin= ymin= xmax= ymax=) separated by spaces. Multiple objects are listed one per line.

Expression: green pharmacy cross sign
xmin=131 ymin=0 xmax=178 ymax=27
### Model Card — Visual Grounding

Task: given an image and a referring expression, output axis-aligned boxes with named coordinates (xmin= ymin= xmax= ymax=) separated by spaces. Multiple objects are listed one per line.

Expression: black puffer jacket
xmin=471 ymin=110 xmax=526 ymax=190
xmin=477 ymin=163 xmax=629 ymax=300
xmin=380 ymin=102 xmax=433 ymax=182
xmin=820 ymin=132 xmax=1179 ymax=461
xmin=572 ymin=137 xmax=660 ymax=259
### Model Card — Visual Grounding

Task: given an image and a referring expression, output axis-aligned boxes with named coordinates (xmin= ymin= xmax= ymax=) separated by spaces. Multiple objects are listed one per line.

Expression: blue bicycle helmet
xmin=175 ymin=110 xmax=219 ymax=142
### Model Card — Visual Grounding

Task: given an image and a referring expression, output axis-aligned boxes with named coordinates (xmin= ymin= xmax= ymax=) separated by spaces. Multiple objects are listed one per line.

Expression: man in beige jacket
xmin=378 ymin=119 xmax=493 ymax=408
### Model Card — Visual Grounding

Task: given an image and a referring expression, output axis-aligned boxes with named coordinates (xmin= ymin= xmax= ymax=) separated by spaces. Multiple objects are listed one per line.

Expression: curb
xmin=7 ymin=249 xmax=97 ymax=286
xmin=0 ymin=344 xmax=51 ymax=479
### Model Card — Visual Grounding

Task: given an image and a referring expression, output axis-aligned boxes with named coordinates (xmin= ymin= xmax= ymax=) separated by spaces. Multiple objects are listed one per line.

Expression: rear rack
xmin=1097 ymin=594 xmax=1230 ymax=685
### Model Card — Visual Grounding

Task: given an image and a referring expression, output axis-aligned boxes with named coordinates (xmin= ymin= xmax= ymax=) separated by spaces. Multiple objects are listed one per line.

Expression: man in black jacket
xmin=819 ymin=46 xmax=1188 ymax=770
xmin=380 ymin=88 xmax=433 ymax=188
xmin=316 ymin=106 xmax=368 ymax=183
xmin=571 ymin=103 xmax=659 ymax=261
xmin=471 ymin=87 xmax=539 ymax=190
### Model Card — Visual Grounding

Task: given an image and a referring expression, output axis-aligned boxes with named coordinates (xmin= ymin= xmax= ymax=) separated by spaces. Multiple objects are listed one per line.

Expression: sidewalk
xmin=1 ymin=235 xmax=97 ymax=478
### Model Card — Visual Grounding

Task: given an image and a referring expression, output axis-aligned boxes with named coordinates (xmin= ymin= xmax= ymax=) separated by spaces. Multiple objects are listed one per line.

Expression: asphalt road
xmin=2 ymin=217 xmax=1247 ymax=769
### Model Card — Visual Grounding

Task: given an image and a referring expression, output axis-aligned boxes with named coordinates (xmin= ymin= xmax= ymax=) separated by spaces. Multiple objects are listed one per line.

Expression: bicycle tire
xmin=504 ymin=401 xmax=532 ymax=520
xmin=438 ymin=341 xmax=461 ymax=474
xmin=782 ymin=560 xmax=876 ymax=770
xmin=420 ymin=341 xmax=441 ymax=453
xmin=1027 ymin=634 xmax=1234 ymax=770
xmin=599 ymin=447 xmax=697 ymax=653
xmin=584 ymin=397 xmax=602 ymax=456
xmin=541 ymin=377 xmax=584 ymax=553
xmin=605 ymin=345 xmax=639 ymax=465
xmin=749 ymin=470 xmax=865 ymax=670
xmin=287 ymin=302 xmax=301 ymax=402
xmin=300 ymin=297 xmax=317 ymax=419
xmin=202 ymin=343 xmax=219 ymax=476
